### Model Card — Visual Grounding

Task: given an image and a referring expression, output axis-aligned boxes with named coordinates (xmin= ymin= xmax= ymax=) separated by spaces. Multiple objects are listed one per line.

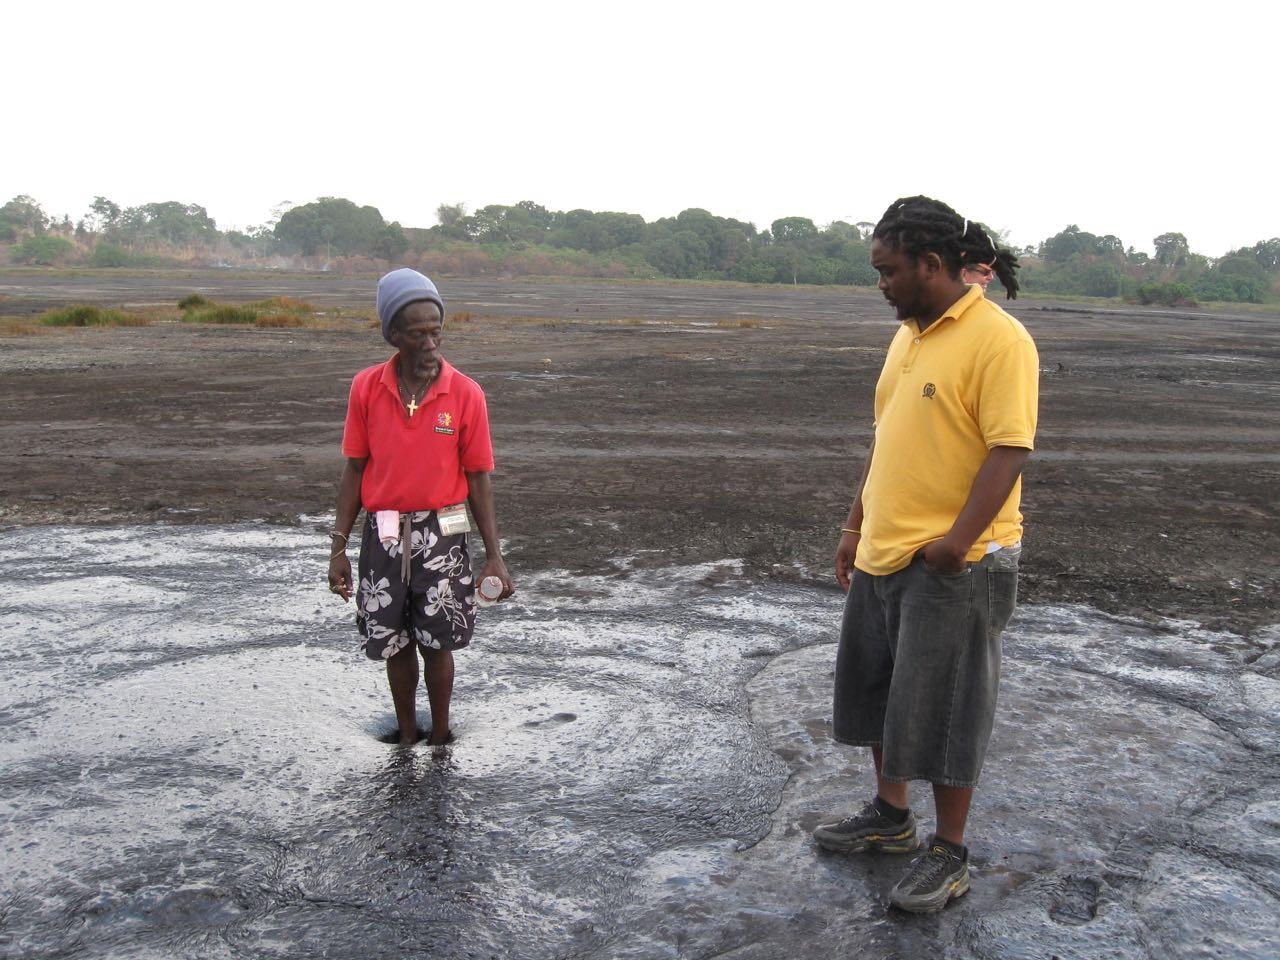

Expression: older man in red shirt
xmin=328 ymin=268 xmax=514 ymax=747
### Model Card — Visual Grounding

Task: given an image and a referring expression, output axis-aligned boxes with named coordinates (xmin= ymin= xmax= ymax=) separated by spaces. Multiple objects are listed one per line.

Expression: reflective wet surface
xmin=1 ymin=525 xmax=1277 ymax=958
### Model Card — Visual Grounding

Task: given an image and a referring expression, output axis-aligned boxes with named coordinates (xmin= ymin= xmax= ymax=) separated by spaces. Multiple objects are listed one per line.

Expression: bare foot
xmin=427 ymin=729 xmax=452 ymax=746
xmin=397 ymin=727 xmax=422 ymax=746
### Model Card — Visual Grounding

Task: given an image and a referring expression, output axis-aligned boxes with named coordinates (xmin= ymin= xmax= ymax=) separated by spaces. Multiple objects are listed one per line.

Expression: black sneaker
xmin=888 ymin=836 xmax=971 ymax=913
xmin=812 ymin=800 xmax=921 ymax=854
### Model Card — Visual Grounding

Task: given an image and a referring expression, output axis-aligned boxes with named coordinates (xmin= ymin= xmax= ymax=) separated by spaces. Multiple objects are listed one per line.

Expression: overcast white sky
xmin=5 ymin=1 xmax=1275 ymax=256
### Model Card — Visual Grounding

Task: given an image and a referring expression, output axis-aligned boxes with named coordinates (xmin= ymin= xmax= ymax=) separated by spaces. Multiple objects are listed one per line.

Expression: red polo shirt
xmin=341 ymin=356 xmax=495 ymax=512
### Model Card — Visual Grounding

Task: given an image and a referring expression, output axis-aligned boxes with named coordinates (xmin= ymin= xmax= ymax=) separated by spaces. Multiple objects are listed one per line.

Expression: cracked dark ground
xmin=1 ymin=272 xmax=1276 ymax=638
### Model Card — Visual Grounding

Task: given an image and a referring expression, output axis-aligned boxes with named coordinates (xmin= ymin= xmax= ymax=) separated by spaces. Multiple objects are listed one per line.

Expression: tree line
xmin=1026 ymin=224 xmax=1278 ymax=305
xmin=2 ymin=193 xmax=1276 ymax=304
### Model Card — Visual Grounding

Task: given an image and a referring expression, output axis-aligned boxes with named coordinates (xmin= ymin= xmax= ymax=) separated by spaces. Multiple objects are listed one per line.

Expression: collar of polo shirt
xmin=911 ymin=282 xmax=985 ymax=338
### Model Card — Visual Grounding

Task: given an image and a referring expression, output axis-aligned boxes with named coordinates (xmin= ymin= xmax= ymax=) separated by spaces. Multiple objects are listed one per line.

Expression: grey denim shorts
xmin=832 ymin=544 xmax=1020 ymax=787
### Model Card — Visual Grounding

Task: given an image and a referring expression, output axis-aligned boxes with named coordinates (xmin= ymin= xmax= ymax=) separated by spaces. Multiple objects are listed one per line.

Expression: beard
xmin=400 ymin=348 xmax=440 ymax=383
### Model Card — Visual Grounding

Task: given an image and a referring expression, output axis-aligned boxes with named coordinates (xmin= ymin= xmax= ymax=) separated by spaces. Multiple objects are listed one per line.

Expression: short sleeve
xmin=458 ymin=388 xmax=495 ymax=472
xmin=976 ymin=339 xmax=1039 ymax=450
xmin=341 ymin=375 xmax=371 ymax=458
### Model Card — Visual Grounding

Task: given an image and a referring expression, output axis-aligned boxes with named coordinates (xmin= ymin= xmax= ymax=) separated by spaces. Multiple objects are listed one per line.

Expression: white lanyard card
xmin=436 ymin=503 xmax=472 ymax=536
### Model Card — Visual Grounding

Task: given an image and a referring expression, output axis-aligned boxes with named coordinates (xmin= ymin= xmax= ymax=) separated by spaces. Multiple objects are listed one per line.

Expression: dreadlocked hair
xmin=873 ymin=195 xmax=1021 ymax=299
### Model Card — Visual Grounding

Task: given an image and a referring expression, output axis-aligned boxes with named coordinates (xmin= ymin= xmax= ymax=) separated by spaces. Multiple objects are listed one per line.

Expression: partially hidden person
xmin=328 ymin=268 xmax=514 ymax=746
xmin=959 ymin=222 xmax=1020 ymax=297
xmin=813 ymin=197 xmax=1038 ymax=913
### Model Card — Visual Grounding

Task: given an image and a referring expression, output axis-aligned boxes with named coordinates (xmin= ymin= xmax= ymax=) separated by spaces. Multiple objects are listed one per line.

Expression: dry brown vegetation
xmin=255 ymin=313 xmax=306 ymax=328
xmin=254 ymin=296 xmax=316 ymax=313
xmin=179 ymin=294 xmax=321 ymax=328
xmin=0 ymin=318 xmax=39 ymax=336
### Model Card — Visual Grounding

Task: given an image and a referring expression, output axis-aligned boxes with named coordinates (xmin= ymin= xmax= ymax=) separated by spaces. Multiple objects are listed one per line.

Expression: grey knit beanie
xmin=376 ymin=268 xmax=446 ymax=345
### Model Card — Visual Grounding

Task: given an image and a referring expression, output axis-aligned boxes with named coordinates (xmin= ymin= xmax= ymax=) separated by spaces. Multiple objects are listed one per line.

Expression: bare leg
xmin=932 ymin=784 xmax=973 ymax=847
xmin=386 ymin=644 xmax=421 ymax=746
xmin=873 ymin=746 xmax=909 ymax=808
xmin=422 ymin=648 xmax=455 ymax=745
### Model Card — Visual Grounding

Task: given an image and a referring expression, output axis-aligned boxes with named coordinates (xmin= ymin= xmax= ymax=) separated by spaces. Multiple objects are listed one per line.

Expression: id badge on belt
xmin=436 ymin=503 xmax=472 ymax=536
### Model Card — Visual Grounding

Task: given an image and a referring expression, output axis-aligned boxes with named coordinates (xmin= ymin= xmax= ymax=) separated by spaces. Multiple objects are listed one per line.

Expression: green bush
xmin=1194 ymin=275 xmax=1267 ymax=303
xmin=1135 ymin=282 xmax=1196 ymax=306
xmin=181 ymin=296 xmax=315 ymax=326
xmin=183 ymin=304 xmax=260 ymax=324
xmin=10 ymin=235 xmax=76 ymax=265
xmin=88 ymin=243 xmax=129 ymax=267
xmin=731 ymin=256 xmax=780 ymax=284
xmin=39 ymin=305 xmax=148 ymax=327
xmin=87 ymin=242 xmax=167 ymax=268
xmin=1074 ymin=261 xmax=1125 ymax=297
xmin=1194 ymin=256 xmax=1270 ymax=303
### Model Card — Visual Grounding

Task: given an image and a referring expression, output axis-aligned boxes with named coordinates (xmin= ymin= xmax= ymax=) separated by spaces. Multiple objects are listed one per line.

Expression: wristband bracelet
xmin=841 ymin=528 xmax=861 ymax=535
xmin=330 ymin=530 xmax=349 ymax=543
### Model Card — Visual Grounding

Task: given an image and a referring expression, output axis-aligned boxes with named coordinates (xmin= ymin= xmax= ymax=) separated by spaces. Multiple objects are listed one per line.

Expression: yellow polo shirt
xmin=856 ymin=284 xmax=1039 ymax=575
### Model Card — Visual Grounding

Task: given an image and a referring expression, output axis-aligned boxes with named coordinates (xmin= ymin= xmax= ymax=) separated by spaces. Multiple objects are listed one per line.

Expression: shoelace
xmin=837 ymin=802 xmax=881 ymax=830
xmin=906 ymin=848 xmax=957 ymax=889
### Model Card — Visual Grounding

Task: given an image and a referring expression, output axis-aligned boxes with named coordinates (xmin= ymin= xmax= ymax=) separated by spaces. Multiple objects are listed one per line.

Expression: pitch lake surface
xmin=1 ymin=525 xmax=1277 ymax=959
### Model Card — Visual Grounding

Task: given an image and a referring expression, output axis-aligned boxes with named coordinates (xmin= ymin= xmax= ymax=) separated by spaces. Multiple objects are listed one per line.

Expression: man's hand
xmin=835 ymin=531 xmax=860 ymax=592
xmin=922 ymin=446 xmax=1029 ymax=575
xmin=328 ymin=552 xmax=354 ymax=602
xmin=478 ymin=555 xmax=515 ymax=601
xmin=327 ymin=458 xmax=365 ymax=603
xmin=921 ymin=536 xmax=968 ymax=575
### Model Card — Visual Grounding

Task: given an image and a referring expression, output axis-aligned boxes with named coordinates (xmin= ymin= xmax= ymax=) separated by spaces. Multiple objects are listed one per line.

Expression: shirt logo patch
xmin=922 ymin=383 xmax=936 ymax=399
xmin=434 ymin=411 xmax=456 ymax=435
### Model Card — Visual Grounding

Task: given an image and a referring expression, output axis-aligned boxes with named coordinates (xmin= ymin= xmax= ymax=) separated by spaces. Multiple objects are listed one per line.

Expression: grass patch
xmin=255 ymin=313 xmax=305 ymax=328
xmin=1186 ymin=299 xmax=1280 ymax=313
xmin=0 ymin=318 xmax=39 ymax=336
xmin=180 ymin=295 xmax=318 ymax=327
xmin=184 ymin=304 xmax=260 ymax=324
xmin=716 ymin=317 xmax=763 ymax=328
xmin=250 ymin=296 xmax=315 ymax=312
xmin=38 ymin=304 xmax=150 ymax=327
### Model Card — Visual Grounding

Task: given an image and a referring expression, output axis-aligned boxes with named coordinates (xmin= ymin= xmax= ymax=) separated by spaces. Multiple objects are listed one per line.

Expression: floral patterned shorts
xmin=355 ymin=510 xmax=477 ymax=660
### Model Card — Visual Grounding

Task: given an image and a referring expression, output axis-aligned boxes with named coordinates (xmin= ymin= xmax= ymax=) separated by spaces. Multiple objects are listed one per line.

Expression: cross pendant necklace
xmin=399 ymin=377 xmax=429 ymax=417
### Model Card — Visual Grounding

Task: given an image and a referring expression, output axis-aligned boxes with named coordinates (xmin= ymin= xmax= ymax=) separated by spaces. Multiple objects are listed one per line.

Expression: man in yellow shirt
xmin=812 ymin=197 xmax=1038 ymax=913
